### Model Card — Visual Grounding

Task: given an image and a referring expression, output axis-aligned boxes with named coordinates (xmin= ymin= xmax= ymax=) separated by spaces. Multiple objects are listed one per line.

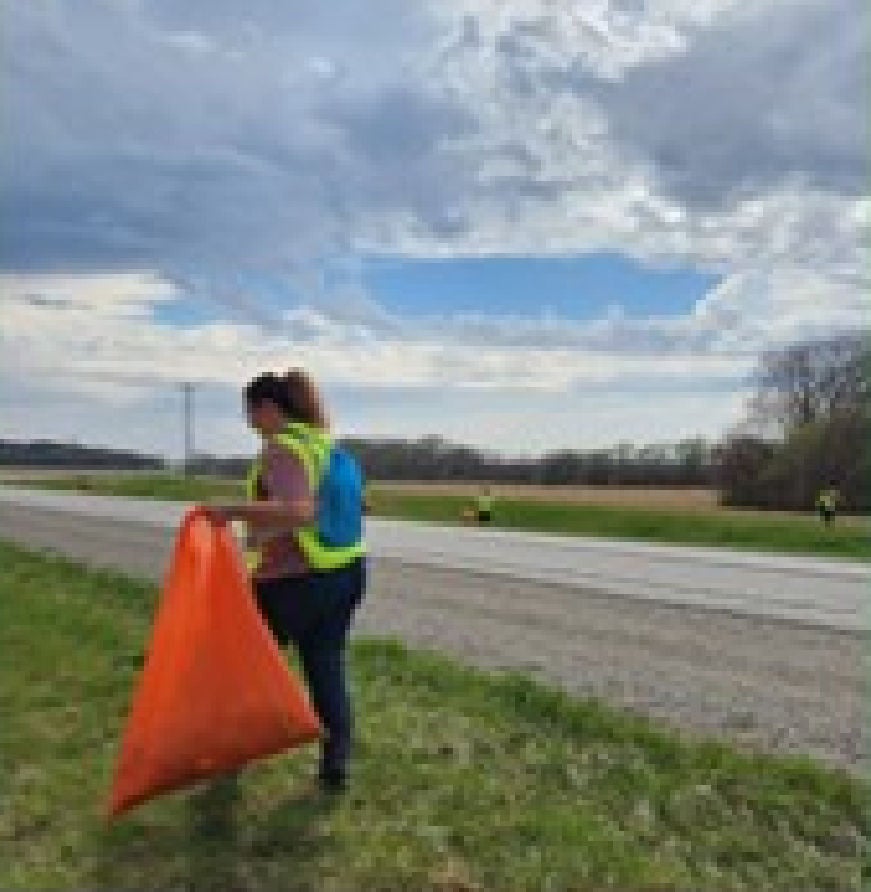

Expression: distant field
xmin=0 ymin=471 xmax=243 ymax=502
xmin=377 ymin=481 xmax=720 ymax=509
xmin=3 ymin=471 xmax=868 ymax=560
xmin=0 ymin=468 xmax=717 ymax=507
xmin=6 ymin=469 xmax=863 ymax=522
xmin=366 ymin=489 xmax=869 ymax=561
xmin=375 ymin=481 xmax=869 ymax=526
xmin=0 ymin=467 xmax=164 ymax=479
xmin=2 ymin=540 xmax=866 ymax=890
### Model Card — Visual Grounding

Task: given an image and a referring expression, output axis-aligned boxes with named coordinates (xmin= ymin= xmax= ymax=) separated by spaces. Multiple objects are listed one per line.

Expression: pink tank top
xmin=249 ymin=441 xmax=312 ymax=580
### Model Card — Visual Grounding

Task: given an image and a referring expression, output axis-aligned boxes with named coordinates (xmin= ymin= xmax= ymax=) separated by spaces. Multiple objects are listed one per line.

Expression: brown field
xmin=372 ymin=481 xmax=869 ymax=525
xmin=373 ymin=481 xmax=721 ymax=509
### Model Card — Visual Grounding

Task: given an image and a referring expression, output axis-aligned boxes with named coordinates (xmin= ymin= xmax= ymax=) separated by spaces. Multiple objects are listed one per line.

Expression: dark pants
xmin=254 ymin=558 xmax=366 ymax=779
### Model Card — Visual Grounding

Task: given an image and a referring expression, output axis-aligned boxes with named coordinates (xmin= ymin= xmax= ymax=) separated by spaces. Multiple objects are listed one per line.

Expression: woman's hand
xmin=198 ymin=505 xmax=232 ymax=526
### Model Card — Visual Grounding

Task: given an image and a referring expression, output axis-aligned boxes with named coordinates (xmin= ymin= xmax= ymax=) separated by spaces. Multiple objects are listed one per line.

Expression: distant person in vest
xmin=474 ymin=486 xmax=495 ymax=525
xmin=816 ymin=484 xmax=840 ymax=526
xmin=203 ymin=369 xmax=367 ymax=792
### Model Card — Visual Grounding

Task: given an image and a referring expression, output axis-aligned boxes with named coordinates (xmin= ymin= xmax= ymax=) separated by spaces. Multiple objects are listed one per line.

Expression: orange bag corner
xmin=107 ymin=509 xmax=321 ymax=818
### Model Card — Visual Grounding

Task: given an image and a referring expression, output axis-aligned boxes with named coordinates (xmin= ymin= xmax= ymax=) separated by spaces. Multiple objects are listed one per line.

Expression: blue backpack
xmin=316 ymin=445 xmax=365 ymax=548
xmin=247 ymin=425 xmax=365 ymax=572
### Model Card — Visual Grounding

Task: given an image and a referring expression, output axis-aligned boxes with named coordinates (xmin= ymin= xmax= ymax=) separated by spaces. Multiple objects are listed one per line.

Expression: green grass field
xmin=6 ymin=471 xmax=244 ymax=502
xmin=1 ymin=540 xmax=867 ymax=890
xmin=8 ymin=472 xmax=869 ymax=560
xmin=368 ymin=490 xmax=869 ymax=560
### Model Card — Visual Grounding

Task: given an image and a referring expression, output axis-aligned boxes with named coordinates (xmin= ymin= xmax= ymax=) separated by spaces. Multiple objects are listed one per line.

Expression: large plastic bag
xmin=107 ymin=509 xmax=321 ymax=818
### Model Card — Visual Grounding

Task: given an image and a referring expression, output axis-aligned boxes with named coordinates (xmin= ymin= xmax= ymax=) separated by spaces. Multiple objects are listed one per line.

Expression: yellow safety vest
xmin=817 ymin=490 xmax=838 ymax=511
xmin=475 ymin=493 xmax=494 ymax=513
xmin=245 ymin=422 xmax=366 ymax=574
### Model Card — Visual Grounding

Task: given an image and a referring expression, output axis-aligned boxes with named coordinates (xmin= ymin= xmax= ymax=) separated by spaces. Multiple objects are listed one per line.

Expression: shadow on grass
xmin=188 ymin=775 xmax=341 ymax=891
xmin=92 ymin=773 xmax=338 ymax=890
xmin=185 ymin=774 xmax=244 ymax=891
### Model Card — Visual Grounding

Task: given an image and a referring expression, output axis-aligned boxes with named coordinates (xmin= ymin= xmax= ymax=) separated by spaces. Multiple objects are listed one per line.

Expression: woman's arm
xmin=202 ymin=498 xmax=315 ymax=528
xmin=203 ymin=441 xmax=315 ymax=529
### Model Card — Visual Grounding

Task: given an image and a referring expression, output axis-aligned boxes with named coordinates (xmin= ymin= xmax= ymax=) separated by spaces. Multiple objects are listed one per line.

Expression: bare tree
xmin=748 ymin=334 xmax=869 ymax=437
xmin=720 ymin=332 xmax=870 ymax=511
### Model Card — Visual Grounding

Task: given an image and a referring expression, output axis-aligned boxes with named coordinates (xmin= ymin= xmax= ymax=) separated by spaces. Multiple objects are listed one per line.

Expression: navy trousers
xmin=254 ymin=558 xmax=366 ymax=778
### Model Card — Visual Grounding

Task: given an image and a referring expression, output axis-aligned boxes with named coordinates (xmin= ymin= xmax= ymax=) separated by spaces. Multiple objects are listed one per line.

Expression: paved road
xmin=0 ymin=486 xmax=866 ymax=630
xmin=0 ymin=486 xmax=866 ymax=770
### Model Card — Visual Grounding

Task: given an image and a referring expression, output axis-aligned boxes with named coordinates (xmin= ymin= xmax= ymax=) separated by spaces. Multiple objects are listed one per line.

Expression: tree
xmin=720 ymin=332 xmax=870 ymax=511
xmin=716 ymin=436 xmax=777 ymax=507
xmin=748 ymin=334 xmax=869 ymax=437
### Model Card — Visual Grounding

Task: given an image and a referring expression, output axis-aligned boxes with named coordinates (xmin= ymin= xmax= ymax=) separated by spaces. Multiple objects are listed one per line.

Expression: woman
xmin=203 ymin=370 xmax=366 ymax=792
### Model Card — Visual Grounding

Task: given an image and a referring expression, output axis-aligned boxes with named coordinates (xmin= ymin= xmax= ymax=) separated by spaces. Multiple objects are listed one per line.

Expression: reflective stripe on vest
xmin=244 ymin=424 xmax=366 ymax=574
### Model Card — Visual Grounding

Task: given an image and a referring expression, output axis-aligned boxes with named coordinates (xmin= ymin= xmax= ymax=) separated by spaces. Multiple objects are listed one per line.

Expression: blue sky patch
xmin=362 ymin=253 xmax=719 ymax=320
xmin=151 ymin=296 xmax=223 ymax=328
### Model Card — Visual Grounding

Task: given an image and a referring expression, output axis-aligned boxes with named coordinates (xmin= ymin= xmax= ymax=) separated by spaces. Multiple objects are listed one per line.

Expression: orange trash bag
xmin=107 ymin=509 xmax=321 ymax=818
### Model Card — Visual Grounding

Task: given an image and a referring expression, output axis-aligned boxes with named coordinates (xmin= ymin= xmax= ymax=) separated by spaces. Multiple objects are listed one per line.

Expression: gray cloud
xmin=0 ymin=0 xmax=474 ymax=274
xmin=2 ymin=0 xmax=867 ymax=365
xmin=4 ymin=0 xmax=866 ymax=279
xmin=317 ymin=85 xmax=478 ymax=234
xmin=3 ymin=0 xmax=866 ymax=455
xmin=586 ymin=0 xmax=867 ymax=208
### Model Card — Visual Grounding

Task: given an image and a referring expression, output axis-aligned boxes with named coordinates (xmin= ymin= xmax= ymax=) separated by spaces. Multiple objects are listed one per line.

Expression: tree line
xmin=716 ymin=332 xmax=869 ymax=512
xmin=0 ymin=437 xmax=716 ymax=487
xmin=0 ymin=440 xmax=163 ymax=470
xmin=3 ymin=332 xmax=866 ymax=512
xmin=340 ymin=436 xmax=714 ymax=487
xmin=77 ymin=439 xmax=714 ymax=487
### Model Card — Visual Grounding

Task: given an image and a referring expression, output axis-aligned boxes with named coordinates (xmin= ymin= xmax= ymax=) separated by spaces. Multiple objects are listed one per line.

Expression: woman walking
xmin=204 ymin=370 xmax=366 ymax=792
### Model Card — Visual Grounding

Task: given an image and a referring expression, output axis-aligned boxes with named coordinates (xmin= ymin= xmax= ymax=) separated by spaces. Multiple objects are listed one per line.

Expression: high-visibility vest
xmin=817 ymin=490 xmax=838 ymax=511
xmin=475 ymin=493 xmax=494 ymax=513
xmin=245 ymin=422 xmax=366 ymax=574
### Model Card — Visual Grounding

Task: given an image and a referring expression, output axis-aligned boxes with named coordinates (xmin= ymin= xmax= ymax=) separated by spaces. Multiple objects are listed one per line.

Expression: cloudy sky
xmin=1 ymin=0 xmax=867 ymax=457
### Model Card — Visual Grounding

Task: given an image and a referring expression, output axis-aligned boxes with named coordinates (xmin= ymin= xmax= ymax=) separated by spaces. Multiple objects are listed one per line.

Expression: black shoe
xmin=317 ymin=769 xmax=348 ymax=794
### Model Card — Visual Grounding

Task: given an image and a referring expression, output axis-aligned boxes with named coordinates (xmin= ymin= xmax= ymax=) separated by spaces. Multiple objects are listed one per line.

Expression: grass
xmin=368 ymin=490 xmax=870 ymax=561
xmin=1 ymin=540 xmax=868 ymax=890
xmin=4 ymin=471 xmax=244 ymax=502
xmin=7 ymin=472 xmax=869 ymax=560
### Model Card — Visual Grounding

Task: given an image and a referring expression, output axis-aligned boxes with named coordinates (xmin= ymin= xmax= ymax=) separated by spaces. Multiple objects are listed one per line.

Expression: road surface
xmin=1 ymin=485 xmax=865 ymax=630
xmin=0 ymin=486 xmax=866 ymax=770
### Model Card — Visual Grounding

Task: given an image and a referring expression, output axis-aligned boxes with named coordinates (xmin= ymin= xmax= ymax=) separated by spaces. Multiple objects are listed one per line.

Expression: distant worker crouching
xmin=474 ymin=487 xmax=495 ymax=525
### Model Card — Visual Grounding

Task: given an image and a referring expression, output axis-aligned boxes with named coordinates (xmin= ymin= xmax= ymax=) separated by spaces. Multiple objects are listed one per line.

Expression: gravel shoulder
xmin=2 ymin=502 xmax=865 ymax=772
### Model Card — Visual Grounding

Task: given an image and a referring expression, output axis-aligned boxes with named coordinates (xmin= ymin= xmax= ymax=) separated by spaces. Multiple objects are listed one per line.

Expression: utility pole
xmin=181 ymin=382 xmax=194 ymax=476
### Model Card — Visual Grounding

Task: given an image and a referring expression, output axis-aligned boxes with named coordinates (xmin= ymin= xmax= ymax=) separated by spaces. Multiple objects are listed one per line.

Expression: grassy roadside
xmin=368 ymin=490 xmax=870 ymax=560
xmin=3 ymin=471 xmax=244 ymax=502
xmin=7 ymin=471 xmax=869 ymax=560
xmin=1 ymin=540 xmax=867 ymax=890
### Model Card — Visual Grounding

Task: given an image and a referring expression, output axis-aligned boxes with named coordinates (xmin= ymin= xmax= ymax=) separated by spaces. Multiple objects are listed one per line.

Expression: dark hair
xmin=244 ymin=369 xmax=328 ymax=428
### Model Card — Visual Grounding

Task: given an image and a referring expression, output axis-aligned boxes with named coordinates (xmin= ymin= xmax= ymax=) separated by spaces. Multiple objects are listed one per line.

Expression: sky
xmin=1 ymin=0 xmax=867 ymax=458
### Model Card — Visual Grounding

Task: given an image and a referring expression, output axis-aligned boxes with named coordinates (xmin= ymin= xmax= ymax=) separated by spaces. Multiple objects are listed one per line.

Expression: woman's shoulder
xmin=262 ymin=441 xmax=311 ymax=496
xmin=264 ymin=438 xmax=305 ymax=468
